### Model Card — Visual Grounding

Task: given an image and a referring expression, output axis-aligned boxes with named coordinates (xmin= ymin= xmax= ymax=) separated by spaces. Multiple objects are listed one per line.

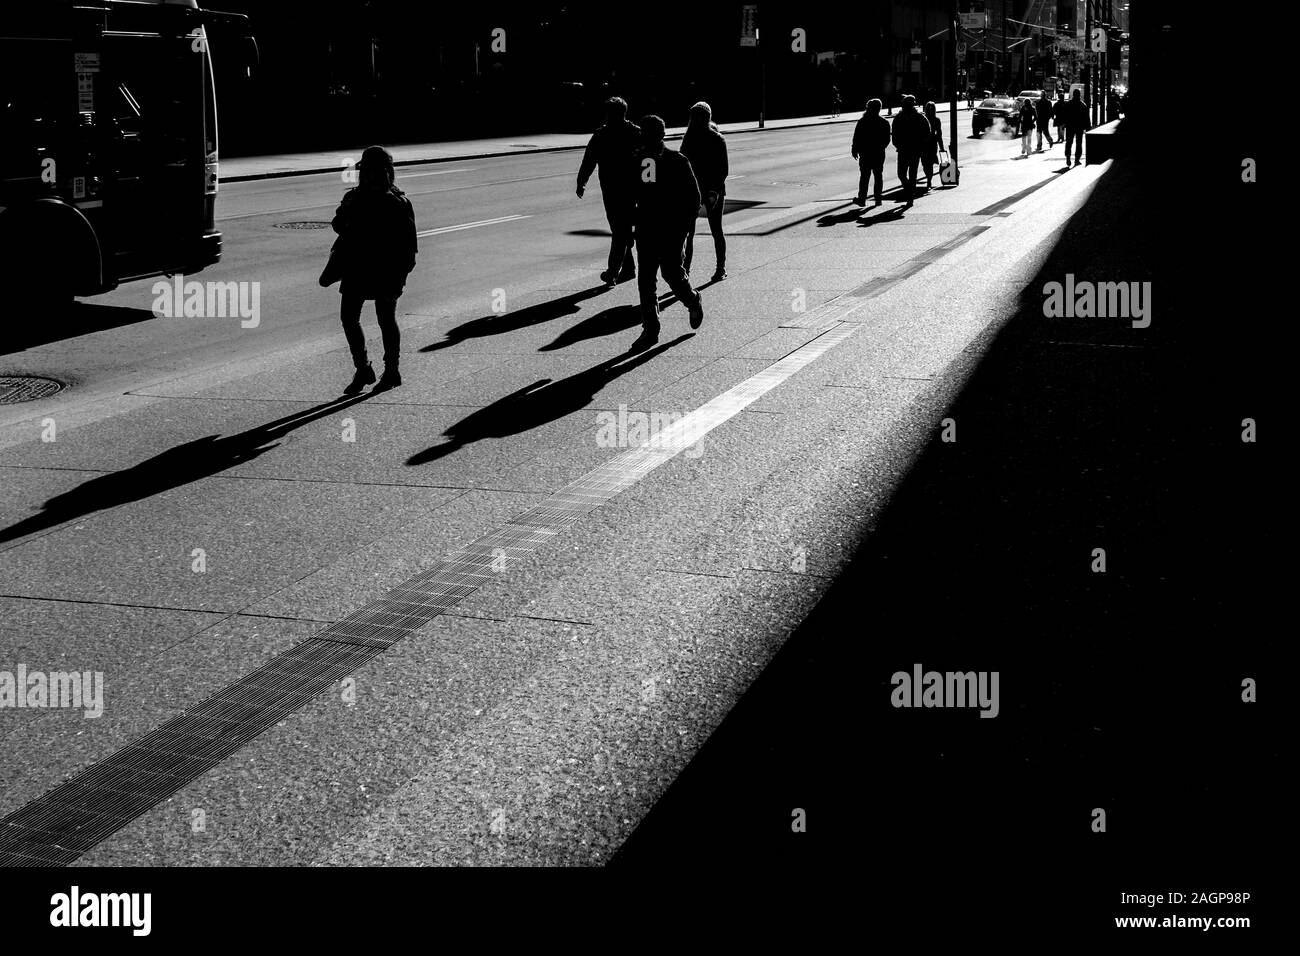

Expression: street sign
xmin=956 ymin=41 xmax=967 ymax=56
xmin=910 ymin=46 xmax=922 ymax=56
xmin=740 ymin=4 xmax=757 ymax=46
xmin=1090 ymin=27 xmax=1107 ymax=52
xmin=961 ymin=12 xmax=985 ymax=30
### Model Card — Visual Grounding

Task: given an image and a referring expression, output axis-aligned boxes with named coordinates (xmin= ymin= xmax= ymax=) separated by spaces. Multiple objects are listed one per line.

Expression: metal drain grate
xmin=0 ymin=323 xmax=864 ymax=866
xmin=0 ymin=376 xmax=64 ymax=405
xmin=273 ymin=221 xmax=331 ymax=230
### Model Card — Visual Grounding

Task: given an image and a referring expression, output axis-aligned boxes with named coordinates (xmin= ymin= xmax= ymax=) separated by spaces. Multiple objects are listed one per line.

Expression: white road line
xmin=397 ymin=167 xmax=476 ymax=178
xmin=416 ymin=214 xmax=530 ymax=238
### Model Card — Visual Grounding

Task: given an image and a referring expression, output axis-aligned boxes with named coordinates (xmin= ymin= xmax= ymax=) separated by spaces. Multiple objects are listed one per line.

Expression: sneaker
xmin=688 ymin=295 xmax=704 ymax=329
xmin=852 ymin=195 xmax=864 ymax=206
xmin=344 ymin=364 xmax=375 ymax=396
xmin=599 ymin=270 xmax=617 ymax=286
xmin=711 ymin=268 xmax=727 ymax=282
xmin=375 ymin=367 xmax=402 ymax=391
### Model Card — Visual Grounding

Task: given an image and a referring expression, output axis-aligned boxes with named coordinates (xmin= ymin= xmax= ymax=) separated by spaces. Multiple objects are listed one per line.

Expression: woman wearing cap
xmin=680 ymin=101 xmax=728 ymax=283
xmin=329 ymin=145 xmax=417 ymax=394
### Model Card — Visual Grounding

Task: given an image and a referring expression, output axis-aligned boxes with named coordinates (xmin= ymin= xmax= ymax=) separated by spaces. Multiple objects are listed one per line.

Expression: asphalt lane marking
xmin=416 ymin=215 xmax=530 ymax=238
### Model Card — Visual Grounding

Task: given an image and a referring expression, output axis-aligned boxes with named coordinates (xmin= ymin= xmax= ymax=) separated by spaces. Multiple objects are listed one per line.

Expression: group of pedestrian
xmin=851 ymin=94 xmax=945 ymax=208
xmin=321 ymin=87 xmax=1093 ymax=394
xmin=577 ymin=96 xmax=728 ymax=344
xmin=1019 ymin=89 xmax=1089 ymax=166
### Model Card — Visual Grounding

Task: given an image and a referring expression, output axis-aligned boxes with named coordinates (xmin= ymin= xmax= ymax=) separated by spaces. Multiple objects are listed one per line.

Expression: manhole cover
xmin=0 ymin=375 xmax=65 ymax=404
xmin=274 ymin=221 xmax=331 ymax=230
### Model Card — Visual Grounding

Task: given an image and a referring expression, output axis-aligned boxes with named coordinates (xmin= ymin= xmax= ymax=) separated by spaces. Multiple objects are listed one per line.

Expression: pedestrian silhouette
xmin=327 ymin=145 xmax=417 ymax=394
xmin=1061 ymin=89 xmax=1089 ymax=166
xmin=851 ymin=98 xmax=890 ymax=206
xmin=680 ymin=101 xmax=729 ymax=283
xmin=576 ymin=96 xmax=641 ymax=286
xmin=630 ymin=114 xmax=703 ymax=351
xmin=1036 ymin=92 xmax=1055 ymax=150
xmin=890 ymin=95 xmax=929 ymax=206
xmin=921 ymin=101 xmax=945 ymax=190
xmin=1018 ymin=97 xmax=1036 ymax=157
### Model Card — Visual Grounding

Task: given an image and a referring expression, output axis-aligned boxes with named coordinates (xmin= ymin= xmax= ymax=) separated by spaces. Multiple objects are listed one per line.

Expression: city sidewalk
xmin=614 ymin=144 xmax=1279 ymax=900
xmin=221 ymin=102 xmax=975 ymax=182
xmin=0 ymin=142 xmax=1096 ymax=866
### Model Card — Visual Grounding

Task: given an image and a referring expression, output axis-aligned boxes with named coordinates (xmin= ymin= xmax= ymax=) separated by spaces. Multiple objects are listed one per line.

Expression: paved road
xmin=3 ymin=116 xmax=1030 ymax=435
xmin=0 ymin=117 xmax=1100 ymax=866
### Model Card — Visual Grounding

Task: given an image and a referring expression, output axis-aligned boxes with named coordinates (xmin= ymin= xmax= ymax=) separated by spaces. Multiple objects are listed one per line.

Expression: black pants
xmin=1064 ymin=127 xmax=1084 ymax=163
xmin=897 ymin=154 xmax=920 ymax=202
xmin=684 ymin=193 xmax=725 ymax=276
xmin=858 ymin=154 xmax=885 ymax=202
xmin=340 ymin=293 xmax=400 ymax=370
xmin=636 ymin=229 xmax=699 ymax=326
xmin=602 ymin=189 xmax=636 ymax=277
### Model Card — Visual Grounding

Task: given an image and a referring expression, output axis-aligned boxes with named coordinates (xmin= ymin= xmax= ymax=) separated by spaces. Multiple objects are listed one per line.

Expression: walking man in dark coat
xmin=1061 ymin=89 xmax=1090 ymax=167
xmin=681 ymin=101 xmax=729 ymax=282
xmin=632 ymin=114 xmax=704 ymax=347
xmin=1036 ymin=92 xmax=1055 ymax=149
xmin=890 ymin=95 xmax=930 ymax=206
xmin=851 ymin=98 xmax=891 ymax=206
xmin=576 ymin=97 xmax=641 ymax=285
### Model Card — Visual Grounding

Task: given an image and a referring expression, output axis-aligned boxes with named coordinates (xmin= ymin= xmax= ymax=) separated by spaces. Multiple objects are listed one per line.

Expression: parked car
xmin=971 ymin=97 xmax=1020 ymax=136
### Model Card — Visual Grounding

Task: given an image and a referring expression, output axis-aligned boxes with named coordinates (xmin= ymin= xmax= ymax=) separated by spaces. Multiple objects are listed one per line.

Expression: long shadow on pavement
xmin=0 ymin=393 xmax=377 ymax=547
xmin=407 ymin=334 xmax=693 ymax=466
xmin=419 ymin=286 xmax=611 ymax=353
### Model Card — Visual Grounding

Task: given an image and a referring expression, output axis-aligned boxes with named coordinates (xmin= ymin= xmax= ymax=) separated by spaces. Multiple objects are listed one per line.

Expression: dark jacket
xmin=577 ymin=120 xmax=642 ymax=195
xmin=1019 ymin=102 xmax=1036 ymax=131
xmin=1035 ymin=97 xmax=1053 ymax=126
xmin=1052 ymin=98 xmax=1067 ymax=125
xmin=1062 ymin=97 xmax=1089 ymax=129
xmin=852 ymin=113 xmax=891 ymax=160
xmin=330 ymin=185 xmax=417 ymax=300
xmin=890 ymin=105 xmax=930 ymax=158
xmin=922 ymin=113 xmax=944 ymax=163
xmin=680 ymin=122 xmax=729 ymax=197
xmin=634 ymin=145 xmax=700 ymax=235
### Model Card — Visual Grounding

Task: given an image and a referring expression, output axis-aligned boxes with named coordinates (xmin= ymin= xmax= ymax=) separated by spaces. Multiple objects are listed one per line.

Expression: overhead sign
xmin=961 ymin=12 xmax=986 ymax=30
xmin=74 ymin=52 xmax=100 ymax=73
xmin=1090 ymin=27 xmax=1107 ymax=52
xmin=740 ymin=4 xmax=757 ymax=46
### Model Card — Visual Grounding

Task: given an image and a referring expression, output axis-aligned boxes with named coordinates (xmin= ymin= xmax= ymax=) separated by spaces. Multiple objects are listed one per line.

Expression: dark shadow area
xmin=419 ymin=286 xmax=610 ymax=353
xmin=3 ymin=302 xmax=157 ymax=355
xmin=538 ymin=304 xmax=641 ymax=352
xmin=0 ymin=394 xmax=375 ymax=546
xmin=855 ymin=205 xmax=907 ymax=227
xmin=815 ymin=208 xmax=865 ymax=227
xmin=613 ymin=91 xmax=1277 ymax=928
xmin=407 ymin=334 xmax=692 ymax=466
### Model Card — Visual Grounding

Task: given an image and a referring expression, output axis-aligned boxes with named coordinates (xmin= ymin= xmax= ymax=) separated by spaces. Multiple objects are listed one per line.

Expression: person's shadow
xmin=538 ymin=304 xmax=642 ymax=351
xmin=420 ymin=286 xmax=610 ymax=353
xmin=408 ymin=334 xmax=693 ymax=466
xmin=0 ymin=394 xmax=375 ymax=546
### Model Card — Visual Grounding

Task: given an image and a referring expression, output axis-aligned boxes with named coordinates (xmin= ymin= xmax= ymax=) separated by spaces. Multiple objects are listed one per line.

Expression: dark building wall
xmin=209 ymin=1 xmax=959 ymax=156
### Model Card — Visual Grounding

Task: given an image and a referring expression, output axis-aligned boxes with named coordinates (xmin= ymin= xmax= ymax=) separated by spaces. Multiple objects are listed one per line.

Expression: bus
xmin=0 ymin=0 xmax=252 ymax=311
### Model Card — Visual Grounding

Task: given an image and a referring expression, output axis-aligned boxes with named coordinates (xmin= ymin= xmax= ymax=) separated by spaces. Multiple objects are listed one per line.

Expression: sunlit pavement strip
xmin=0 ymin=310 xmax=864 ymax=865
xmin=0 ymin=167 xmax=1071 ymax=864
xmin=416 ymin=215 xmax=530 ymax=238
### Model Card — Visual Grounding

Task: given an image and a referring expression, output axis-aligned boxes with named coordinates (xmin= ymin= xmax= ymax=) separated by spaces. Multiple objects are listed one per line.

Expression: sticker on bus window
xmin=73 ymin=177 xmax=86 ymax=200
